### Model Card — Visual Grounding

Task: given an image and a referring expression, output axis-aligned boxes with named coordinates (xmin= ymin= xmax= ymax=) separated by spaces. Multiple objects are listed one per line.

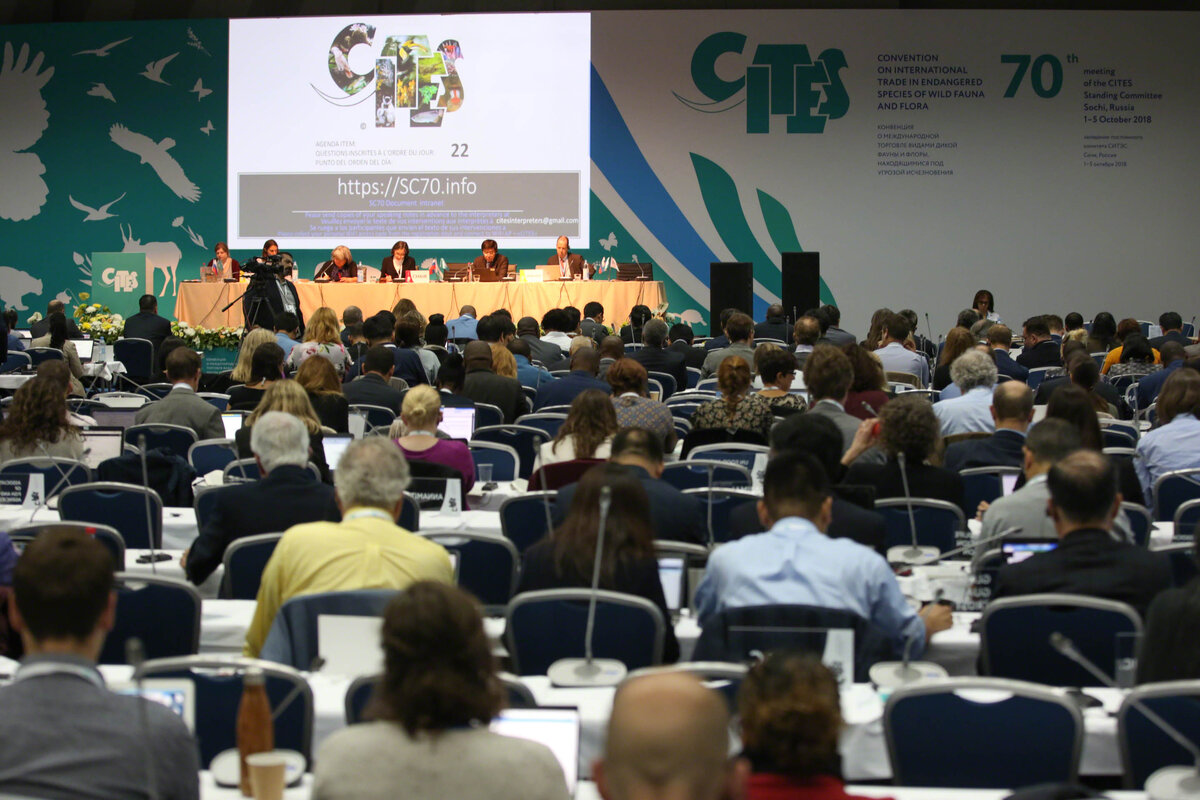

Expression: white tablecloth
xmin=0 ymin=505 xmax=200 ymax=552
xmin=124 ymin=549 xmax=222 ymax=599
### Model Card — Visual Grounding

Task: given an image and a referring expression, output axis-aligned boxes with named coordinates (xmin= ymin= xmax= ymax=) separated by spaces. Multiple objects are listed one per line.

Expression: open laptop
xmin=322 ymin=434 xmax=353 ymax=473
xmin=13 ymin=329 xmax=31 ymax=341
xmin=490 ymin=707 xmax=580 ymax=794
xmin=112 ymin=679 xmax=196 ymax=732
xmin=221 ymin=412 xmax=245 ymax=439
xmin=443 ymin=263 xmax=472 ymax=281
xmin=438 ymin=406 xmax=475 ymax=441
xmin=71 ymin=339 xmax=95 ymax=363
xmin=89 ymin=407 xmax=139 ymax=430
xmin=658 ymin=556 xmax=686 ymax=617
xmin=79 ymin=427 xmax=125 ymax=469
xmin=1000 ymin=539 xmax=1058 ymax=565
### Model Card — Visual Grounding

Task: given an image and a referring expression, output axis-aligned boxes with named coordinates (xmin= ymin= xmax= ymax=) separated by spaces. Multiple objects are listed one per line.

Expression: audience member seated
xmin=695 ymin=451 xmax=951 ymax=651
xmin=932 ymin=349 xmax=998 ymax=437
xmin=1046 ymin=385 xmax=1144 ymax=505
xmin=1101 ymin=317 xmax=1161 ymax=374
xmin=1087 ymin=312 xmax=1118 ymax=354
xmin=580 ymin=301 xmax=608 ymax=341
xmin=840 ymin=343 xmax=889 ymax=420
xmin=339 ymin=305 xmax=363 ymax=348
xmin=540 ymin=309 xmax=575 ymax=352
xmin=992 ymin=450 xmax=1170 ymax=618
xmin=227 ymin=341 xmax=285 ymax=411
xmin=1107 ymin=332 xmax=1161 ymax=381
xmin=933 ymin=327 xmax=974 ymax=391
xmin=1015 ymin=315 xmax=1063 ymax=369
xmin=899 ymin=308 xmax=937 ymax=364
xmin=0 ymin=530 xmax=200 ymax=799
xmin=313 ymin=582 xmax=568 ymax=800
xmin=631 ymin=318 xmax=688 ymax=391
xmin=491 ymin=342 xmax=519 ymax=381
xmin=235 ymin=380 xmax=331 ymax=483
xmin=447 ymin=305 xmax=479 ymax=341
xmin=343 ymin=314 xmax=427 ymax=387
xmin=534 ymin=346 xmax=610 ymax=411
xmin=1138 ymin=537 xmax=1200 ymax=683
xmin=462 ymin=341 xmax=527 ymax=422
xmin=273 ymin=311 xmax=301 ymax=358
xmin=396 ymin=315 xmax=439 ymax=384
xmin=434 ymin=354 xmax=476 ymax=409
xmin=754 ymin=304 xmax=792 ymax=344
xmin=3 ymin=308 xmax=22 ymax=354
xmin=691 ymin=357 xmax=773 ymax=443
xmin=1034 ymin=343 xmax=1123 ymax=412
xmin=518 ymin=463 xmax=679 ymax=662
xmin=619 ymin=304 xmax=653 ymax=345
xmin=943 ymin=381 xmax=1033 ymax=472
xmin=184 ymin=412 xmax=340 ymax=585
xmin=754 ymin=346 xmax=807 ymax=418
xmin=517 ymin=316 xmax=564 ymax=365
xmin=597 ymin=335 xmax=626 ymax=377
xmin=243 ymin=437 xmax=454 ymax=657
xmin=704 ymin=308 xmax=739 ymax=352
xmin=287 ymin=307 xmax=351 ymax=378
xmin=554 ymin=427 xmax=705 ymax=545
xmin=532 ymin=390 xmax=617 ymax=472
xmin=29 ymin=299 xmax=82 ymax=339
xmin=296 ymin=355 xmax=350 ymax=433
xmin=845 ymin=393 xmax=967 ymax=517
xmin=344 ymin=346 xmax=405 ymax=415
xmin=1135 ymin=368 xmax=1200 ymax=503
xmin=37 ymin=361 xmax=94 ymax=427
xmin=975 ymin=418 xmax=1076 ymax=537
xmin=29 ymin=312 xmax=85 ymax=396
xmin=120 ymin=293 xmax=172 ymax=361
xmin=391 ymin=385 xmax=475 ymax=496
xmin=1150 ymin=311 xmax=1191 ymax=350
xmin=215 ymin=327 xmax=274 ymax=395
xmin=133 ymin=347 xmax=224 ymax=440
xmin=595 ymin=672 xmax=746 ymax=800
xmin=987 ymin=324 xmax=1029 ymax=382
xmin=872 ymin=312 xmax=929 ymax=388
xmin=791 ymin=315 xmax=821 ymax=369
xmin=740 ymin=653 xmax=879 ymax=800
xmin=818 ymin=305 xmax=855 ymax=348
xmin=0 ymin=377 xmax=84 ymax=463
xmin=668 ymin=323 xmax=707 ymax=370
xmin=803 ymin=345 xmax=883 ymax=465
xmin=607 ymin=358 xmax=677 ymax=452
xmin=1136 ymin=341 xmax=1189 ymax=410
xmin=508 ymin=337 xmax=556 ymax=389
xmin=422 ymin=314 xmax=449 ymax=366
xmin=702 ymin=313 xmax=756 ymax=378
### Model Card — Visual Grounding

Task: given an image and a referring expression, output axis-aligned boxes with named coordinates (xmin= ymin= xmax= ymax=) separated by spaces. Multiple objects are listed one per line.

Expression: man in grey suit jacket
xmin=802 ymin=345 xmax=883 ymax=465
xmin=133 ymin=347 xmax=223 ymax=440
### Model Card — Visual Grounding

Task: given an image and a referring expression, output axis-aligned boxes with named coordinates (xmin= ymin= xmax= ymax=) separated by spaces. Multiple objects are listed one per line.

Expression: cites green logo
xmin=676 ymin=32 xmax=849 ymax=134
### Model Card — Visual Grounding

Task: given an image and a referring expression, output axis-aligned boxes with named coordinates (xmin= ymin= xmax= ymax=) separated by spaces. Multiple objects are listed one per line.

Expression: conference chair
xmin=100 ymin=574 xmax=201 ymax=665
xmin=1122 ymin=502 xmax=1153 ymax=547
xmin=647 ymin=371 xmax=678 ymax=399
xmin=187 ymin=439 xmax=239 ymax=475
xmin=5 ymin=521 xmax=125 ymax=569
xmin=683 ymin=487 xmax=761 ymax=546
xmin=874 ymin=498 xmax=965 ymax=555
xmin=958 ymin=466 xmax=1022 ymax=517
xmin=686 ymin=442 xmax=769 ymax=473
xmin=680 ymin=429 xmax=768 ymax=459
xmin=528 ymin=458 xmax=604 ymax=491
xmin=1025 ymin=367 xmax=1066 ymax=391
xmin=696 ymin=378 xmax=719 ymax=393
xmin=59 ymin=481 xmax=163 ymax=549
xmin=196 ymin=392 xmax=231 ymax=410
xmin=885 ymin=678 xmax=1082 ymax=787
xmin=126 ymin=423 xmax=198 ymax=459
xmin=468 ymin=441 xmax=520 ymax=482
xmin=137 ymin=382 xmax=174 ymax=400
xmin=95 ymin=391 xmax=149 ymax=408
xmin=473 ymin=402 xmax=505 ymax=429
xmin=1174 ymin=498 xmax=1200 ymax=539
xmin=349 ymin=404 xmax=396 ymax=434
xmin=672 ymin=416 xmax=693 ymax=442
xmin=885 ymin=371 xmax=922 ymax=389
xmin=0 ymin=351 xmax=30 ymax=373
xmin=67 ymin=397 xmax=109 ymax=415
xmin=418 ymin=530 xmax=520 ymax=610
xmin=979 ymin=594 xmax=1143 ymax=686
xmin=685 ymin=367 xmax=702 ymax=389
xmin=1102 ymin=427 xmax=1138 ymax=449
xmin=345 ymin=672 xmax=535 ymax=725
xmin=498 ymin=492 xmax=558 ymax=553
xmin=505 ymin=589 xmax=666 ymax=676
xmin=406 ymin=462 xmax=466 ymax=510
xmin=0 ymin=457 xmax=92 ymax=498
xmin=24 ymin=347 xmax=64 ymax=367
xmin=514 ymin=412 xmax=568 ymax=439
xmin=222 ymin=458 xmax=320 ymax=484
xmin=136 ymin=656 xmax=313 ymax=768
xmin=1154 ymin=542 xmax=1199 ymax=588
xmin=627 ymin=662 xmax=747 ymax=711
xmin=1154 ymin=468 xmax=1200 ymax=522
xmin=399 ymin=492 xmax=420 ymax=531
xmin=219 ymin=533 xmax=283 ymax=600
xmin=521 ymin=385 xmax=538 ymax=406
xmin=259 ymin=589 xmax=397 ymax=671
xmin=661 ymin=460 xmax=753 ymax=491
xmin=1119 ymin=681 xmax=1200 ymax=789
xmin=113 ymin=338 xmax=155 ymax=383
xmin=471 ymin=425 xmax=550 ymax=480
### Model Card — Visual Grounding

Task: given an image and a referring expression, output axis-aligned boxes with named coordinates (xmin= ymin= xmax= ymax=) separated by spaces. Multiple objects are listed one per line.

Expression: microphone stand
xmin=126 ymin=638 xmax=161 ymax=800
xmin=892 ymin=526 xmax=1024 ymax=568
xmin=886 ymin=452 xmax=940 ymax=564
xmin=868 ymin=628 xmax=948 ymax=689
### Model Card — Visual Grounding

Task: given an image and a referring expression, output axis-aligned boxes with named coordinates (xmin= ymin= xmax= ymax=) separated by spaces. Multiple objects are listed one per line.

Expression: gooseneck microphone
xmin=127 ymin=638 xmax=161 ymax=800
xmin=868 ymin=627 xmax=949 ymax=689
xmin=887 ymin=452 xmax=939 ymax=564
xmin=893 ymin=526 xmax=1024 ymax=568
xmin=138 ymin=436 xmax=167 ymax=572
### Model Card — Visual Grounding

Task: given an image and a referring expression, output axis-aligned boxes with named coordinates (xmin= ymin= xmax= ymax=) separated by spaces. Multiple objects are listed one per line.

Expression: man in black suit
xmin=986 ymin=324 xmax=1029 ymax=382
xmin=30 ymin=300 xmax=83 ymax=339
xmin=183 ymin=412 xmax=340 ymax=585
xmin=727 ymin=413 xmax=887 ymax=554
xmin=1034 ymin=348 xmax=1123 ymax=413
xmin=992 ymin=450 xmax=1171 ymax=618
xmin=547 ymin=236 xmax=590 ymax=279
xmin=554 ymin=428 xmax=706 ymax=545
xmin=534 ymin=347 xmax=611 ymax=410
xmin=1150 ymin=311 xmax=1191 ymax=350
xmin=1016 ymin=315 xmax=1063 ymax=369
xmin=703 ymin=308 xmax=739 ymax=351
xmin=754 ymin=304 xmax=792 ymax=344
xmin=579 ymin=302 xmax=607 ymax=341
xmin=461 ymin=340 xmax=527 ymax=422
xmin=342 ymin=314 xmax=427 ymax=387
xmin=471 ymin=238 xmax=510 ymax=279
xmin=668 ymin=324 xmax=707 ymax=370
xmin=343 ymin=346 xmax=404 ymax=414
xmin=943 ymin=381 xmax=1033 ymax=472
xmin=631 ymin=319 xmax=686 ymax=394
xmin=120 ymin=294 xmax=172 ymax=360
xmin=818 ymin=305 xmax=856 ymax=347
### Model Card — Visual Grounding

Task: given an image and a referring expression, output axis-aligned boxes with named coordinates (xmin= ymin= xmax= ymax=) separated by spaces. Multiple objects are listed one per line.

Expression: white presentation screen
xmin=228 ymin=13 xmax=590 ymax=249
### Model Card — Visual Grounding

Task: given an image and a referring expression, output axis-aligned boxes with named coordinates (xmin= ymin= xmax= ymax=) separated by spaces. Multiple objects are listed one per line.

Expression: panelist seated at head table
xmin=472 ymin=238 xmax=511 ymax=279
xmin=314 ymin=245 xmax=358 ymax=281
xmin=547 ymin=236 xmax=591 ymax=280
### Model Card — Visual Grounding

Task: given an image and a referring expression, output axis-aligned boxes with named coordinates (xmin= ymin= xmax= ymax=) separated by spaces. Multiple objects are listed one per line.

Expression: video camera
xmin=242 ymin=253 xmax=292 ymax=278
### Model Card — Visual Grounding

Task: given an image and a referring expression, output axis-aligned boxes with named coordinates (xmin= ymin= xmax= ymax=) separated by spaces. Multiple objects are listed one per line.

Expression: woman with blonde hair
xmin=389 ymin=385 xmax=475 ymax=496
xmin=288 ymin=306 xmax=351 ymax=377
xmin=490 ymin=343 xmax=518 ymax=379
xmin=532 ymin=389 xmax=618 ymax=471
xmin=315 ymin=245 xmax=357 ymax=281
xmin=235 ymin=379 xmax=331 ymax=482
xmin=690 ymin=356 xmax=773 ymax=444
xmin=227 ymin=327 xmax=277 ymax=387
xmin=295 ymin=355 xmax=349 ymax=433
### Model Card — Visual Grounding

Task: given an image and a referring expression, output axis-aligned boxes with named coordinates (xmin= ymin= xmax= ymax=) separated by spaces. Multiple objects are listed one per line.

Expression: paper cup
xmin=246 ymin=751 xmax=288 ymax=800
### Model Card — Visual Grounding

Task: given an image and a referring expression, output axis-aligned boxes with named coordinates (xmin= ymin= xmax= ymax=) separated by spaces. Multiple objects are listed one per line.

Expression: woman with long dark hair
xmin=532 ymin=389 xmax=619 ymax=471
xmin=0 ymin=376 xmax=84 ymax=463
xmin=29 ymin=312 xmax=84 ymax=396
xmin=1086 ymin=312 xmax=1118 ymax=354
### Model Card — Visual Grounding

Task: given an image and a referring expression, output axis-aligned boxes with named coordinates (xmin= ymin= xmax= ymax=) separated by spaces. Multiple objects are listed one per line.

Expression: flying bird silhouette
xmin=200 ymin=120 xmax=214 ymax=135
xmin=87 ymin=82 xmax=115 ymax=102
xmin=190 ymin=78 xmax=211 ymax=101
xmin=0 ymin=42 xmax=54 ymax=222
xmin=140 ymin=53 xmax=178 ymax=84
xmin=109 ymin=123 xmax=201 ymax=202
xmin=69 ymin=192 xmax=125 ymax=221
xmin=74 ymin=37 xmax=131 ymax=57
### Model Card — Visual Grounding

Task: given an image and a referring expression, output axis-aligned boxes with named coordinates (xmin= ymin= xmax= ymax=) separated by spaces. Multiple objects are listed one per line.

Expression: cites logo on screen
xmin=317 ymin=23 xmax=465 ymax=129
xmin=675 ymin=32 xmax=848 ymax=134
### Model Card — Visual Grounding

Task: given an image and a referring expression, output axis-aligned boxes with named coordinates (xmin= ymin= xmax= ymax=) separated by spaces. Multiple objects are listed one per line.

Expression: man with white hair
xmin=183 ymin=412 xmax=340 ymax=586
xmin=243 ymin=436 xmax=454 ymax=657
xmin=932 ymin=349 xmax=999 ymax=437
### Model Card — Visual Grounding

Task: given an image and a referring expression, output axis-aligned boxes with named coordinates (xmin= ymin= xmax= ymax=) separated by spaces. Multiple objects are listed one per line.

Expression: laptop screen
xmin=79 ymin=427 xmax=124 ymax=469
xmin=658 ymin=556 xmax=685 ymax=613
xmin=1000 ymin=540 xmax=1057 ymax=564
xmin=113 ymin=679 xmax=195 ymax=732
xmin=221 ymin=412 xmax=244 ymax=439
xmin=89 ymin=407 xmax=139 ymax=430
xmin=1000 ymin=472 xmax=1020 ymax=496
xmin=322 ymin=434 xmax=353 ymax=472
xmin=71 ymin=339 xmax=95 ymax=361
xmin=14 ymin=329 xmax=31 ymax=340
xmin=490 ymin=708 xmax=580 ymax=794
xmin=438 ymin=407 xmax=475 ymax=440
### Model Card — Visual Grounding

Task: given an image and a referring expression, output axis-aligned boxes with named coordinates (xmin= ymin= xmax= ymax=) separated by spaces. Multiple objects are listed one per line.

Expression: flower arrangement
xmin=170 ymin=321 xmax=245 ymax=350
xmin=72 ymin=295 xmax=125 ymax=344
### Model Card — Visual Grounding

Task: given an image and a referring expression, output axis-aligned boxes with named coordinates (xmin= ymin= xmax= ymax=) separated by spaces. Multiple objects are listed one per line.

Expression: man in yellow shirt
xmin=243 ymin=436 xmax=453 ymax=657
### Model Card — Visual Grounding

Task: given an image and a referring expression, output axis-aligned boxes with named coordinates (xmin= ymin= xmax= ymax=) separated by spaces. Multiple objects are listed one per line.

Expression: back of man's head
xmin=584 ymin=301 xmax=604 ymax=320
xmin=274 ymin=311 xmax=299 ymax=334
xmin=571 ymin=346 xmax=601 ymax=375
xmin=1025 ymin=417 xmax=1083 ymax=468
xmin=769 ymin=412 xmax=844 ymax=482
xmin=1047 ymin=449 xmax=1118 ymax=528
xmin=765 ymin=303 xmax=785 ymax=322
xmin=794 ymin=316 xmax=821 ymax=346
xmin=542 ymin=308 xmax=570 ymax=333
xmin=761 ymin=450 xmax=830 ymax=523
xmin=898 ymin=309 xmax=920 ymax=331
xmin=992 ymin=381 xmax=1034 ymax=426
xmin=596 ymin=672 xmax=740 ymax=800
xmin=1161 ymin=341 xmax=1187 ymax=365
xmin=334 ymin=437 xmax=411 ymax=513
xmin=517 ymin=316 xmax=541 ymax=337
xmin=363 ymin=345 xmax=395 ymax=376
xmin=642 ymin=319 xmax=668 ymax=348
xmin=950 ymin=349 xmax=998 ymax=391
xmin=475 ymin=314 xmax=502 ymax=343
xmin=803 ymin=345 xmax=853 ymax=402
xmin=1023 ymin=315 xmax=1050 ymax=338
xmin=463 ymin=340 xmax=494 ymax=371
xmin=1160 ymin=311 xmax=1184 ymax=332
xmin=724 ymin=313 xmax=753 ymax=343
xmin=14 ymin=529 xmax=114 ymax=645
xmin=165 ymin=346 xmax=202 ymax=383
xmin=600 ymin=335 xmax=625 ymax=361
xmin=139 ymin=294 xmax=157 ymax=313
xmin=821 ymin=305 xmax=841 ymax=327
xmin=957 ymin=309 xmax=981 ymax=330
xmin=459 ymin=305 xmax=477 ymax=318
xmin=1045 ymin=314 xmax=1064 ymax=334
xmin=883 ymin=312 xmax=911 ymax=343
xmin=507 ymin=337 xmax=532 ymax=361
xmin=611 ymin=427 xmax=665 ymax=467
xmin=669 ymin=324 xmax=694 ymax=345
xmin=342 ymin=305 xmax=363 ymax=326
xmin=362 ymin=315 xmax=392 ymax=343
xmin=1064 ymin=312 xmax=1084 ymax=331
xmin=250 ymin=411 xmax=310 ymax=472
xmin=47 ymin=299 xmax=65 ymax=315
xmin=986 ymin=324 xmax=1013 ymax=348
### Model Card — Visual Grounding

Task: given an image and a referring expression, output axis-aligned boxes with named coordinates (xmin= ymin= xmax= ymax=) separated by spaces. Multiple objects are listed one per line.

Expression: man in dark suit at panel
xmin=30 ymin=300 xmax=83 ymax=339
xmin=183 ymin=412 xmax=341 ymax=585
xmin=992 ymin=449 xmax=1171 ymax=619
xmin=343 ymin=346 xmax=404 ymax=415
xmin=471 ymin=238 xmax=509 ymax=280
xmin=547 ymin=235 xmax=590 ymax=279
xmin=631 ymin=319 xmax=687 ymax=394
xmin=461 ymin=340 xmax=527 ymax=423
xmin=121 ymin=294 xmax=172 ymax=360
xmin=943 ymin=381 xmax=1033 ymax=473
xmin=1016 ymin=315 xmax=1063 ymax=369
xmin=534 ymin=347 xmax=611 ymax=410
xmin=668 ymin=324 xmax=707 ymax=370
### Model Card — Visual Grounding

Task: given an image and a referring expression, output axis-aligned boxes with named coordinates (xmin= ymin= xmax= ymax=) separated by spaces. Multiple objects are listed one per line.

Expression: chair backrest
xmin=6 ymin=521 xmax=125 ymax=570
xmin=691 ymin=604 xmax=896 ymax=683
xmin=647 ymin=371 xmax=678 ymax=399
xmin=344 ymin=672 xmax=535 ymax=725
xmin=471 ymin=425 xmax=550 ymax=479
xmin=223 ymin=458 xmax=262 ymax=482
xmin=1118 ymin=680 xmax=1200 ymax=788
xmin=1174 ymin=498 xmax=1200 ymax=539
xmin=521 ymin=385 xmax=538 ymax=405
xmin=418 ymin=530 xmax=520 ymax=608
xmin=514 ymin=413 xmax=568 ymax=439
xmin=1121 ymin=502 xmax=1153 ymax=547
xmin=686 ymin=443 xmax=769 ymax=472
xmin=399 ymin=492 xmax=420 ymax=531
xmin=505 ymin=589 xmax=665 ymax=675
xmin=1 ymin=351 xmax=32 ymax=373
xmin=874 ymin=498 xmax=965 ymax=554
xmin=886 ymin=370 xmax=921 ymax=388
xmin=685 ymin=367 xmax=702 ymax=389
xmin=468 ymin=441 xmax=520 ymax=482
xmin=138 ymin=383 xmax=175 ymax=400
xmin=187 ymin=438 xmax=238 ymax=475
xmin=660 ymin=460 xmax=753 ymax=491
xmin=25 ymin=347 xmax=64 ymax=367
xmin=528 ymin=458 xmax=605 ymax=491
xmin=114 ymin=338 xmax=155 ymax=380
xmin=0 ymin=458 xmax=93 ymax=498
xmin=196 ymin=392 xmax=230 ymax=410
xmin=193 ymin=484 xmax=232 ymax=532
xmin=137 ymin=655 xmax=313 ymax=768
xmin=473 ymin=402 xmax=505 ymax=429
xmin=959 ymin=467 xmax=1023 ymax=518
xmin=220 ymin=533 xmax=283 ymax=599
xmin=498 ymin=492 xmax=558 ymax=553
xmin=1102 ymin=428 xmax=1138 ymax=449
xmin=980 ymin=594 xmax=1143 ymax=686
xmin=1026 ymin=366 xmax=1065 ymax=390
xmin=683 ymin=487 xmax=761 ymax=545
xmin=259 ymin=589 xmax=398 ymax=670
xmin=95 ymin=391 xmax=149 ymax=408
xmin=885 ymin=678 xmax=1082 ymax=787
xmin=680 ymin=428 xmax=768 ymax=459
xmin=349 ymin=404 xmax=396 ymax=433
xmin=1154 ymin=542 xmax=1200 ymax=588
xmin=125 ymin=423 xmax=199 ymax=459
xmin=1154 ymin=469 xmax=1200 ymax=522
xmin=101 ymin=574 xmax=201 ymax=664
xmin=59 ymin=481 xmax=164 ymax=549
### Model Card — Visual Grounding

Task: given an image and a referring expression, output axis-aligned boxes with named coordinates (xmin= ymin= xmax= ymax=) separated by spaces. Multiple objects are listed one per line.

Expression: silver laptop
xmin=438 ymin=406 xmax=475 ymax=440
xmin=112 ymin=679 xmax=196 ymax=732
xmin=79 ymin=427 xmax=125 ymax=469
xmin=89 ymin=407 xmax=139 ymax=430
xmin=322 ymin=434 xmax=353 ymax=473
xmin=71 ymin=339 xmax=95 ymax=362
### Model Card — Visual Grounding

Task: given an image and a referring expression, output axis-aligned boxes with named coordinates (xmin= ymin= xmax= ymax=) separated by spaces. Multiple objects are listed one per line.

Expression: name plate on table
xmin=408 ymin=270 xmax=431 ymax=284
xmin=520 ymin=269 xmax=544 ymax=283
xmin=0 ymin=474 xmax=45 ymax=506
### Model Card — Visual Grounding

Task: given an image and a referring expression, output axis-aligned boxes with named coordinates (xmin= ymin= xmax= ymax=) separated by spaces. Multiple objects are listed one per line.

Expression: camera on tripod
xmin=242 ymin=254 xmax=287 ymax=278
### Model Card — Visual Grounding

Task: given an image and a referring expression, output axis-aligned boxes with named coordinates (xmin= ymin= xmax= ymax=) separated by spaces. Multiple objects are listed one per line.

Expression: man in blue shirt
xmin=1135 ymin=341 xmax=1187 ymax=410
xmin=507 ymin=338 xmax=556 ymax=389
xmin=932 ymin=349 xmax=998 ymax=437
xmin=694 ymin=451 xmax=951 ymax=656
xmin=873 ymin=312 xmax=930 ymax=388
xmin=533 ymin=347 xmax=611 ymax=410
xmin=446 ymin=305 xmax=478 ymax=341
xmin=273 ymin=311 xmax=301 ymax=358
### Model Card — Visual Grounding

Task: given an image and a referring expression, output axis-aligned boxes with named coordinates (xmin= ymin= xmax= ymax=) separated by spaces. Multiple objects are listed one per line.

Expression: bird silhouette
xmin=190 ymin=77 xmax=211 ymax=101
xmin=69 ymin=192 xmax=125 ymax=221
xmin=140 ymin=53 xmax=178 ymax=84
xmin=87 ymin=82 xmax=115 ymax=102
xmin=0 ymin=42 xmax=54 ymax=222
xmin=74 ymin=37 xmax=131 ymax=57
xmin=200 ymin=120 xmax=214 ymax=135
xmin=109 ymin=123 xmax=201 ymax=202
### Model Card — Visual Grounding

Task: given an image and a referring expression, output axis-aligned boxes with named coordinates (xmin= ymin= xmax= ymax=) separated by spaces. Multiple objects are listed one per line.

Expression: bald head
xmin=992 ymin=381 xmax=1034 ymax=430
xmin=596 ymin=673 xmax=743 ymax=800
xmin=463 ymin=340 xmax=493 ymax=371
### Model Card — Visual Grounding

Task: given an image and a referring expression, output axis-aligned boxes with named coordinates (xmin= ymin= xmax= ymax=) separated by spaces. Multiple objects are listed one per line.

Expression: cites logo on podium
xmin=674 ymin=31 xmax=849 ymax=135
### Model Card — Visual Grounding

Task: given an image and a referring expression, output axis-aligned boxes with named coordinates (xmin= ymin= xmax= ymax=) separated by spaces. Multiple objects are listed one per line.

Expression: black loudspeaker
xmin=709 ymin=262 xmax=753 ymax=335
xmin=781 ymin=252 xmax=820 ymax=320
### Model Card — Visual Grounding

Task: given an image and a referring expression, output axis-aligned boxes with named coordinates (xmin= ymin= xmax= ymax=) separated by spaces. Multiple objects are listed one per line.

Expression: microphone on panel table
xmin=548 ymin=486 xmax=627 ymax=687
xmin=1049 ymin=633 xmax=1200 ymax=800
